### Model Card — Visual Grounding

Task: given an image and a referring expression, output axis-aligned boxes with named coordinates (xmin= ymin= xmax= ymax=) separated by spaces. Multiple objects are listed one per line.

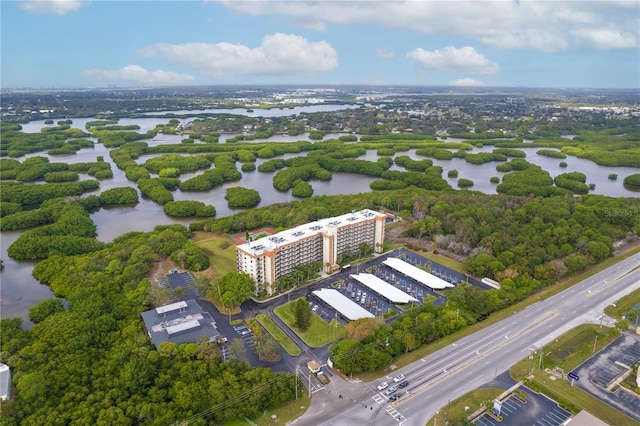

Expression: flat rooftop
xmin=141 ymin=299 xmax=219 ymax=349
xmin=237 ymin=209 xmax=385 ymax=256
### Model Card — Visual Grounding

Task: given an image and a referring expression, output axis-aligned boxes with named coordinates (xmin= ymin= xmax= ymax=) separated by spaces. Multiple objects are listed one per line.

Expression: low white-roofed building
xmin=140 ymin=299 xmax=219 ymax=349
xmin=0 ymin=363 xmax=11 ymax=401
xmin=383 ymin=257 xmax=454 ymax=290
xmin=349 ymin=273 xmax=419 ymax=304
xmin=312 ymin=288 xmax=375 ymax=321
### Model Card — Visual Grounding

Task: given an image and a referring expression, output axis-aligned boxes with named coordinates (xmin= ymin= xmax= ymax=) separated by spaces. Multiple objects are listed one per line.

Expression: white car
xmin=393 ymin=374 xmax=405 ymax=383
xmin=377 ymin=382 xmax=388 ymax=391
xmin=385 ymin=386 xmax=397 ymax=395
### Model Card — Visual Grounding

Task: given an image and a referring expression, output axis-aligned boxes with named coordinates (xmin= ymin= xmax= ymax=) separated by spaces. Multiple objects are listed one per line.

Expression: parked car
xmin=398 ymin=380 xmax=409 ymax=388
xmin=393 ymin=374 xmax=405 ymax=383
xmin=312 ymin=304 xmax=319 ymax=312
xmin=377 ymin=382 xmax=388 ymax=391
xmin=389 ymin=394 xmax=400 ymax=402
xmin=385 ymin=386 xmax=397 ymax=395
xmin=365 ymin=301 xmax=371 ymax=309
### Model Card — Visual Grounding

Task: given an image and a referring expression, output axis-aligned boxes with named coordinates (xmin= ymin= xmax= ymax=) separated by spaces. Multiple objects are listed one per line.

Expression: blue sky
xmin=1 ymin=0 xmax=639 ymax=88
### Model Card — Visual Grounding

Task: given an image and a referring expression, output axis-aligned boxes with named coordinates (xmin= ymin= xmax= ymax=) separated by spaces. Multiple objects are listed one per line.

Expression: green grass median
xmin=274 ymin=301 xmax=346 ymax=347
xmin=256 ymin=313 xmax=302 ymax=356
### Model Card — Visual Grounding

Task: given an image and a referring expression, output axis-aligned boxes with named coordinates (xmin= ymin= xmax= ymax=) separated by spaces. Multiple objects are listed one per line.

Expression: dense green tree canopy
xmin=209 ymin=272 xmax=255 ymax=308
xmin=1 ymin=226 xmax=296 ymax=425
xmin=163 ymin=200 xmax=216 ymax=218
xmin=225 ymin=187 xmax=261 ymax=208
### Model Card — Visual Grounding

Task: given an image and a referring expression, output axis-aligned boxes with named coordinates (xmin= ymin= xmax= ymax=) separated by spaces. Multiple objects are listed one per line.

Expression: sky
xmin=1 ymin=0 xmax=639 ymax=89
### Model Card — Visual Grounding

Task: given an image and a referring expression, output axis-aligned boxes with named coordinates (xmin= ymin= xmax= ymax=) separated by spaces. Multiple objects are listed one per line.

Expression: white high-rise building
xmin=236 ymin=209 xmax=386 ymax=295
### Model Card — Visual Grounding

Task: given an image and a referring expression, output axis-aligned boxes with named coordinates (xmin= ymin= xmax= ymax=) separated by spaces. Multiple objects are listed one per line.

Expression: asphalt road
xmin=293 ymin=254 xmax=640 ymax=426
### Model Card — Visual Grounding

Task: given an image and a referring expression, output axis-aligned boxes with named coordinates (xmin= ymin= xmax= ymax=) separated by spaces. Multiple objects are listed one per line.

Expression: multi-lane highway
xmin=296 ymin=254 xmax=640 ymax=426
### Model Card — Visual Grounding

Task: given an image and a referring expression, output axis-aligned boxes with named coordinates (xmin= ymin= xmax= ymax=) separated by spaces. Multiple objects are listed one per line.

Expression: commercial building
xmin=236 ymin=209 xmax=386 ymax=294
xmin=140 ymin=299 xmax=219 ymax=349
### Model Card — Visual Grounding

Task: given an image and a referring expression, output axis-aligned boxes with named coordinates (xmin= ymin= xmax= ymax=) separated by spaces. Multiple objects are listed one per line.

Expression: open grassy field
xmin=607 ymin=287 xmax=640 ymax=326
xmin=274 ymin=300 xmax=347 ymax=347
xmin=256 ymin=313 xmax=302 ymax=356
xmin=507 ymin=324 xmax=640 ymax=425
xmin=510 ymin=325 xmax=620 ymax=380
xmin=425 ymin=387 xmax=503 ymax=426
xmin=192 ymin=232 xmax=238 ymax=278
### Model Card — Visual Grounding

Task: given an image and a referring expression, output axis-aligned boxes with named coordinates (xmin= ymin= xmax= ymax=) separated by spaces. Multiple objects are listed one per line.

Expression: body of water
xmin=3 ymin=111 xmax=639 ymax=325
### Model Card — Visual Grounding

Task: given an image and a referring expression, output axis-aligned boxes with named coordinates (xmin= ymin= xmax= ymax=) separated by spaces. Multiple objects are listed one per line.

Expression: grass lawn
xmin=607 ymin=287 xmax=640 ymax=324
xmin=508 ymin=324 xmax=639 ymax=425
xmin=226 ymin=390 xmax=311 ymax=426
xmin=425 ymin=387 xmax=503 ymax=426
xmin=510 ymin=325 xmax=620 ymax=380
xmin=274 ymin=300 xmax=347 ymax=347
xmin=256 ymin=314 xmax=302 ymax=356
xmin=192 ymin=232 xmax=238 ymax=278
xmin=408 ymin=248 xmax=468 ymax=274
xmin=200 ymin=295 xmax=241 ymax=316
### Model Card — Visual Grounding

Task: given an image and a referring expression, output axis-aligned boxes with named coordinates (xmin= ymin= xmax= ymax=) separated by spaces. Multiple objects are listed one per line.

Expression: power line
xmin=173 ymin=372 xmax=297 ymax=425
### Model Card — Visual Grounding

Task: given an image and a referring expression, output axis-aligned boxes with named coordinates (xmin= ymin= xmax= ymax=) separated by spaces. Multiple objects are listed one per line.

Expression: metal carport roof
xmin=382 ymin=257 xmax=454 ymax=290
xmin=349 ymin=273 xmax=419 ymax=304
xmin=312 ymin=288 xmax=375 ymax=321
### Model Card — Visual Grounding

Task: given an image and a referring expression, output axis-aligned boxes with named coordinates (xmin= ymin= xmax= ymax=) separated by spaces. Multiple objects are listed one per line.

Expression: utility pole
xmin=295 ymin=367 xmax=299 ymax=400
xmin=538 ymin=348 xmax=544 ymax=370
xmin=593 ymin=335 xmax=598 ymax=354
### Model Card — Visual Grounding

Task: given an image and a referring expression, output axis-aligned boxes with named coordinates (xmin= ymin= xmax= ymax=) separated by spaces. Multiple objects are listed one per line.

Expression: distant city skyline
xmin=1 ymin=0 xmax=639 ymax=89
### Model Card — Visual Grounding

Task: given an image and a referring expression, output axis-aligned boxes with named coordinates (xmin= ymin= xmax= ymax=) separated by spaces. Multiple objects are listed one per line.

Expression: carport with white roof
xmin=382 ymin=257 xmax=455 ymax=290
xmin=312 ymin=288 xmax=375 ymax=321
xmin=349 ymin=273 xmax=419 ymax=304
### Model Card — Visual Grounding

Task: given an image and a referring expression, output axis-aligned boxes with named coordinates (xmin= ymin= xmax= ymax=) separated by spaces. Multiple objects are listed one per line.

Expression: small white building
xmin=0 ymin=363 xmax=11 ymax=401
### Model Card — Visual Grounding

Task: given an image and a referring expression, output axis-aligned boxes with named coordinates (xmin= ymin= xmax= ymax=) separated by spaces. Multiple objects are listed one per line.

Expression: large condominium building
xmin=236 ymin=209 xmax=386 ymax=295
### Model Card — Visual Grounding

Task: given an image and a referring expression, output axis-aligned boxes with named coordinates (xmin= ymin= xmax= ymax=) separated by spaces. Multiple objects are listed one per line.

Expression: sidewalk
xmin=288 ymin=373 xmax=371 ymax=425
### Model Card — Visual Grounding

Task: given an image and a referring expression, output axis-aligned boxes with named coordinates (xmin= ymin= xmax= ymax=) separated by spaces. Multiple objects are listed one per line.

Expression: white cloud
xmin=375 ymin=48 xmax=396 ymax=60
xmin=81 ymin=65 xmax=195 ymax=86
xmin=571 ymin=29 xmax=638 ymax=49
xmin=220 ymin=1 xmax=639 ymax=52
xmin=450 ymin=78 xmax=487 ymax=87
xmin=17 ymin=0 xmax=89 ymax=15
xmin=407 ymin=46 xmax=500 ymax=75
xmin=137 ymin=33 xmax=338 ymax=79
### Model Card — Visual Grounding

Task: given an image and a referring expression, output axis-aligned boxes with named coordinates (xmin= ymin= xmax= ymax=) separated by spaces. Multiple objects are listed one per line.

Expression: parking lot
xmin=474 ymin=386 xmax=571 ymax=426
xmin=233 ymin=323 xmax=256 ymax=348
xmin=307 ymin=251 xmax=483 ymax=324
xmin=571 ymin=332 xmax=640 ymax=422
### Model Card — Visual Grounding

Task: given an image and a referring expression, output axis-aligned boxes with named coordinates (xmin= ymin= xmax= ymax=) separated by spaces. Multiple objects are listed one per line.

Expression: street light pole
xmin=538 ymin=348 xmax=544 ymax=370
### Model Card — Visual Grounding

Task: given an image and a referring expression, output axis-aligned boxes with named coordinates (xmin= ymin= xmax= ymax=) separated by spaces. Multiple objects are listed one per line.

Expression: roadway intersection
xmin=292 ymin=254 xmax=640 ymax=426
